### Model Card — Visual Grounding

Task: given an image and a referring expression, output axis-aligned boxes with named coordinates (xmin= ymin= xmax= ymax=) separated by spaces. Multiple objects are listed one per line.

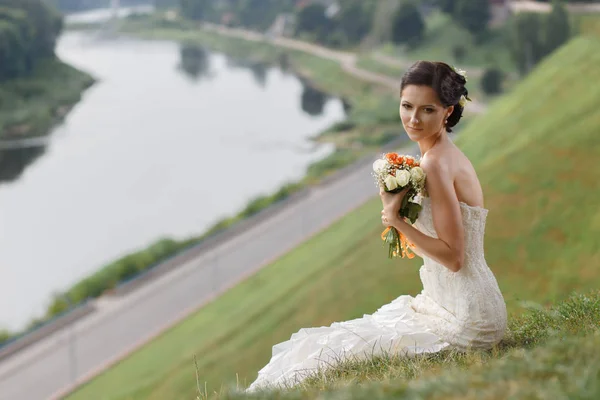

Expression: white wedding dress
xmin=246 ymin=197 xmax=507 ymax=392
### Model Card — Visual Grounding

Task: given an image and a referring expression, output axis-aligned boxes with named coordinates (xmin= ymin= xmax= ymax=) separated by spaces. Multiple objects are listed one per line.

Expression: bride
xmin=246 ymin=61 xmax=507 ymax=392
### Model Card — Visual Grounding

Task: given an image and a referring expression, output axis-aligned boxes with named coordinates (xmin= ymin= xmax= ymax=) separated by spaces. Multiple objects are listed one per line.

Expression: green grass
xmin=356 ymin=55 xmax=406 ymax=80
xmin=0 ymin=59 xmax=95 ymax=139
xmin=68 ymin=35 xmax=600 ymax=400
xmin=226 ymin=291 xmax=600 ymax=399
xmin=454 ymin=35 xmax=600 ymax=306
xmin=572 ymin=13 xmax=600 ymax=38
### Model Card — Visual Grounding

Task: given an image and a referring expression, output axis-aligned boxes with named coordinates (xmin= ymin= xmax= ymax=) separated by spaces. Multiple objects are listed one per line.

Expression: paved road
xmin=0 ymin=143 xmax=417 ymax=400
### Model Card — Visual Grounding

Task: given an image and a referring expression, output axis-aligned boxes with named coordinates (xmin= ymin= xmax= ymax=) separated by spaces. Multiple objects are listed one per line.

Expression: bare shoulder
xmin=419 ymin=143 xmax=455 ymax=175
xmin=443 ymin=144 xmax=484 ymax=206
xmin=419 ymin=142 xmax=483 ymax=205
xmin=419 ymin=146 xmax=454 ymax=201
xmin=422 ymin=143 xmax=475 ymax=176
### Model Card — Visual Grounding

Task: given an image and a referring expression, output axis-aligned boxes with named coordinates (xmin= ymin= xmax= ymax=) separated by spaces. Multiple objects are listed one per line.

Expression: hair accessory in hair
xmin=453 ymin=66 xmax=468 ymax=82
xmin=458 ymin=94 xmax=473 ymax=108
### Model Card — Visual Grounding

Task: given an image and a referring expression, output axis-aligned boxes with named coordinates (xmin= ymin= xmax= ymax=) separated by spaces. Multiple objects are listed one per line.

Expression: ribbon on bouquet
xmin=381 ymin=226 xmax=416 ymax=259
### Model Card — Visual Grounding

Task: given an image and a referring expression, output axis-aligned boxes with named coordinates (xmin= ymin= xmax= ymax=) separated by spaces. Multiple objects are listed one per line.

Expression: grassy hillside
xmin=67 ymin=36 xmax=600 ymax=400
xmin=455 ymin=35 xmax=600 ymax=305
xmin=237 ymin=291 xmax=600 ymax=400
xmin=236 ymin=291 xmax=600 ymax=399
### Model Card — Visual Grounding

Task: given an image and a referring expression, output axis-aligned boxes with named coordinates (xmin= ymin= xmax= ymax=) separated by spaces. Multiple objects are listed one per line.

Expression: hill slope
xmin=456 ymin=35 xmax=600 ymax=306
xmin=67 ymin=36 xmax=600 ymax=400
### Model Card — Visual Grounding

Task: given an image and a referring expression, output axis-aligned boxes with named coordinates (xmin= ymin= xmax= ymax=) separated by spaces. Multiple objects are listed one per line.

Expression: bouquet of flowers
xmin=372 ymin=152 xmax=427 ymax=259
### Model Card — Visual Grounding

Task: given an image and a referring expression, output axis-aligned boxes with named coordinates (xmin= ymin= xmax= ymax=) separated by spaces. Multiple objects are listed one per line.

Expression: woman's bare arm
xmin=386 ymin=159 xmax=465 ymax=272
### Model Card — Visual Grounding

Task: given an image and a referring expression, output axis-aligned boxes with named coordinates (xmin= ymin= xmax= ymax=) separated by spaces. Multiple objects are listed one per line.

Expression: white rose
xmin=372 ymin=159 xmax=389 ymax=173
xmin=410 ymin=166 xmax=426 ymax=185
xmin=384 ymin=175 xmax=398 ymax=191
xmin=395 ymin=170 xmax=410 ymax=188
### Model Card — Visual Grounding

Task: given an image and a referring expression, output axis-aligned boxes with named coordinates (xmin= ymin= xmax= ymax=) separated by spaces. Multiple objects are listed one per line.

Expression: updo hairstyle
xmin=400 ymin=61 xmax=469 ymax=133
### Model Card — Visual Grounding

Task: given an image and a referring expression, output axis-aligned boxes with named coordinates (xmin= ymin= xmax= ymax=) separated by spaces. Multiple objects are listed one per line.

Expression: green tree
xmin=295 ymin=3 xmax=332 ymax=42
xmin=509 ymin=12 xmax=546 ymax=75
xmin=437 ymin=0 xmax=456 ymax=14
xmin=391 ymin=0 xmax=425 ymax=47
xmin=0 ymin=19 xmax=28 ymax=79
xmin=453 ymin=0 xmax=491 ymax=37
xmin=0 ymin=0 xmax=61 ymax=81
xmin=179 ymin=0 xmax=212 ymax=21
xmin=0 ymin=0 xmax=62 ymax=58
xmin=334 ymin=1 xmax=374 ymax=44
xmin=544 ymin=0 xmax=570 ymax=56
xmin=481 ymin=67 xmax=504 ymax=95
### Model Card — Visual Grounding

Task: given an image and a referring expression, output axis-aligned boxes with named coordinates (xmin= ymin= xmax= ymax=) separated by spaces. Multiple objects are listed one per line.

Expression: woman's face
xmin=399 ymin=85 xmax=453 ymax=142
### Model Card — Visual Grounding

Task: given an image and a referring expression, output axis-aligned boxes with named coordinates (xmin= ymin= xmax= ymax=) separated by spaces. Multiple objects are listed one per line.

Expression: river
xmin=0 ymin=29 xmax=346 ymax=331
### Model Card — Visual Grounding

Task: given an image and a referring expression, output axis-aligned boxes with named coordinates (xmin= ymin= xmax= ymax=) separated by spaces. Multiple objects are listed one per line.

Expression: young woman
xmin=247 ymin=61 xmax=507 ymax=392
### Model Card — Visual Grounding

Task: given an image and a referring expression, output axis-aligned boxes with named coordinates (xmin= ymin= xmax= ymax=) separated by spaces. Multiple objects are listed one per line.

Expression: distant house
xmin=220 ymin=12 xmax=235 ymax=27
xmin=296 ymin=0 xmax=340 ymax=17
xmin=267 ymin=13 xmax=296 ymax=37
xmin=295 ymin=0 xmax=310 ymax=9
xmin=270 ymin=0 xmax=339 ymax=38
xmin=489 ymin=0 xmax=512 ymax=27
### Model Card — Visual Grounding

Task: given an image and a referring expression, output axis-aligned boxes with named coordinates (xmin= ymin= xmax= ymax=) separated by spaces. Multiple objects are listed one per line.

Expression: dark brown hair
xmin=400 ymin=61 xmax=468 ymax=133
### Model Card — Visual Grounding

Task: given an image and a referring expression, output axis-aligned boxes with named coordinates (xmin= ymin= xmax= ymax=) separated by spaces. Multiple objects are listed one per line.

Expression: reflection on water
xmin=177 ymin=44 xmax=212 ymax=82
xmin=0 ymin=145 xmax=46 ymax=184
xmin=248 ymin=63 xmax=268 ymax=87
xmin=301 ymin=83 xmax=328 ymax=116
xmin=223 ymin=56 xmax=271 ymax=88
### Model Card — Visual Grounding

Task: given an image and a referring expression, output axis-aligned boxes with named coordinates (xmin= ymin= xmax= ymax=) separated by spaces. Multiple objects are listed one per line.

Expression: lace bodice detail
xmin=412 ymin=197 xmax=507 ymax=349
xmin=414 ymin=198 xmax=488 ymax=265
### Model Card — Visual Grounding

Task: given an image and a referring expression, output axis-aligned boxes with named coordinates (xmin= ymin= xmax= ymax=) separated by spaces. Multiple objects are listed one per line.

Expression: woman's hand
xmin=379 ymin=186 xmax=409 ymax=226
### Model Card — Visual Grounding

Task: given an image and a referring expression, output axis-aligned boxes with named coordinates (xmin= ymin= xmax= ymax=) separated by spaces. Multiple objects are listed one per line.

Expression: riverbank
xmin=0 ymin=59 xmax=95 ymax=141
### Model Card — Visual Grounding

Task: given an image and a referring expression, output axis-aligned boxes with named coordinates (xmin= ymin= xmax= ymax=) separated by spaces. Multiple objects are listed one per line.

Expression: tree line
xmin=176 ymin=0 xmax=572 ymax=84
xmin=177 ymin=0 xmax=374 ymax=47
xmin=389 ymin=0 xmax=571 ymax=91
xmin=0 ymin=0 xmax=63 ymax=81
